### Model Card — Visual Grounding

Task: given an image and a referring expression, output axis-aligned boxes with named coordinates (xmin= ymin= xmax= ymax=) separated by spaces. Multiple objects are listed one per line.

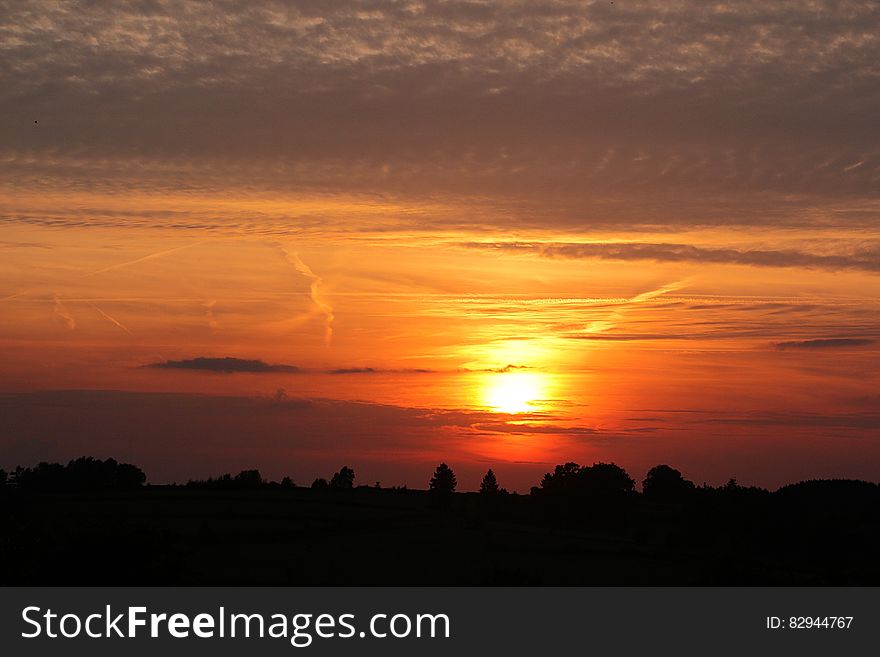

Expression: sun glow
xmin=484 ymin=371 xmax=547 ymax=414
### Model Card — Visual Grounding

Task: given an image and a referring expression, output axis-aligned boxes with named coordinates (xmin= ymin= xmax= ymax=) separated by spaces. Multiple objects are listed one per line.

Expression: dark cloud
xmin=459 ymin=241 xmax=880 ymax=273
xmin=473 ymin=422 xmax=598 ymax=436
xmin=774 ymin=338 xmax=877 ymax=350
xmin=146 ymin=356 xmax=300 ymax=373
xmin=461 ymin=364 xmax=534 ymax=373
xmin=700 ymin=411 xmax=880 ymax=430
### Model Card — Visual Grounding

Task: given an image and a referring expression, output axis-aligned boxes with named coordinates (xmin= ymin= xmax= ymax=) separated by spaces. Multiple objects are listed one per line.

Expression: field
xmin=3 ymin=483 xmax=878 ymax=586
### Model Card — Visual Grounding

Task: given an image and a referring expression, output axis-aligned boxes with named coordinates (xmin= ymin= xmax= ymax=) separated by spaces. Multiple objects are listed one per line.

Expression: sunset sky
xmin=1 ymin=1 xmax=879 ymax=490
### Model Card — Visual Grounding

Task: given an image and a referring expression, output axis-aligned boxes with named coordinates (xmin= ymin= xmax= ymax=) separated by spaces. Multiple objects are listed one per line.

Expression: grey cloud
xmin=459 ymin=241 xmax=880 ymax=273
xmin=700 ymin=411 xmax=880 ymax=430
xmin=774 ymin=338 xmax=876 ymax=350
xmin=473 ymin=422 xmax=599 ymax=436
xmin=146 ymin=356 xmax=300 ymax=373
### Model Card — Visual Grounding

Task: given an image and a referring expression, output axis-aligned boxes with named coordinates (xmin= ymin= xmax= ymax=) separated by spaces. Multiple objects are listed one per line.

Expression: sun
xmin=484 ymin=371 xmax=545 ymax=414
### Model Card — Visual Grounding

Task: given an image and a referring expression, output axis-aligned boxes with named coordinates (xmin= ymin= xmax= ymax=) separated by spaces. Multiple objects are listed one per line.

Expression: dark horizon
xmin=3 ymin=453 xmax=879 ymax=586
xmin=4 ymin=388 xmax=880 ymax=493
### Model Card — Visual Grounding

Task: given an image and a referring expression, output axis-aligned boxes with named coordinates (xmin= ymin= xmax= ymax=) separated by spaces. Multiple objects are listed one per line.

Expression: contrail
xmin=586 ymin=279 xmax=689 ymax=335
xmin=277 ymin=245 xmax=334 ymax=346
xmin=628 ymin=279 xmax=690 ymax=304
xmin=83 ymin=242 xmax=203 ymax=277
xmin=52 ymin=293 xmax=76 ymax=330
xmin=2 ymin=241 xmax=204 ymax=302
xmin=87 ymin=301 xmax=132 ymax=336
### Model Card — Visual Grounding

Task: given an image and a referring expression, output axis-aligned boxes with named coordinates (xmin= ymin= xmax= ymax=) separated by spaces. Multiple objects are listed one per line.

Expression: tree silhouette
xmin=13 ymin=457 xmax=145 ymax=492
xmin=538 ymin=462 xmax=635 ymax=501
xmin=311 ymin=477 xmax=329 ymax=490
xmin=539 ymin=461 xmax=582 ymax=494
xmin=281 ymin=476 xmax=294 ymax=488
xmin=429 ymin=462 xmax=457 ymax=494
xmin=479 ymin=469 xmax=499 ymax=495
xmin=233 ymin=469 xmax=263 ymax=489
xmin=0 ymin=469 xmax=6 ymax=486
xmin=330 ymin=466 xmax=355 ymax=490
xmin=642 ymin=464 xmax=695 ymax=501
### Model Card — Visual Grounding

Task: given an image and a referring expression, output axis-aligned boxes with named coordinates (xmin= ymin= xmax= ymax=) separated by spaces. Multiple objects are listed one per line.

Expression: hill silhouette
xmin=1 ymin=458 xmax=878 ymax=585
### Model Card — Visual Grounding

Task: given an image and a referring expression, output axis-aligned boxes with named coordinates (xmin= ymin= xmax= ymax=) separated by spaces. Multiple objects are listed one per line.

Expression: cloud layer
xmin=459 ymin=241 xmax=880 ymax=273
xmin=775 ymin=338 xmax=876 ymax=350
xmin=2 ymin=0 xmax=879 ymax=230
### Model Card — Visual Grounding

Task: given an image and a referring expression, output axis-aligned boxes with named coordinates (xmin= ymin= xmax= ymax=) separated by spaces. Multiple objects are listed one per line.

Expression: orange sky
xmin=1 ymin=1 xmax=879 ymax=490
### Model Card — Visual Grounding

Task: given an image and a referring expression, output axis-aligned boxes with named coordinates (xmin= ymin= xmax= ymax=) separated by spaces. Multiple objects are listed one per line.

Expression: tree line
xmin=0 ymin=457 xmax=145 ymax=492
xmin=5 ymin=457 xmax=877 ymax=505
xmin=184 ymin=461 xmax=764 ymax=500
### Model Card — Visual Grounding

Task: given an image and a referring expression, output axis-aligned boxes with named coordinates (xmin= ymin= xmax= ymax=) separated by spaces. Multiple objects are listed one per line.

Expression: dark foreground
xmin=2 ymin=482 xmax=879 ymax=585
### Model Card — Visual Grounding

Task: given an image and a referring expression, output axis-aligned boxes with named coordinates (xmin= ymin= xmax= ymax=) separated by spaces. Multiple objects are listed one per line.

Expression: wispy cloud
xmin=699 ymin=411 xmax=880 ymax=430
xmin=328 ymin=367 xmax=435 ymax=374
xmin=459 ymin=241 xmax=880 ymax=274
xmin=775 ymin=338 xmax=876 ymax=350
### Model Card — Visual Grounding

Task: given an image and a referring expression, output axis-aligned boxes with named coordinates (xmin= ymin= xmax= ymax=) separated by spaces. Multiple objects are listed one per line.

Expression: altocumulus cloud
xmin=2 ymin=0 xmax=880 ymax=231
xmin=146 ymin=357 xmax=300 ymax=373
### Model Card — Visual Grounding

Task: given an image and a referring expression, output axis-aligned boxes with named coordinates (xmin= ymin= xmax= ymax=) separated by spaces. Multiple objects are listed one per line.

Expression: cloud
xmin=459 ymin=241 xmax=880 ymax=273
xmin=461 ymin=364 xmax=534 ymax=373
xmin=472 ymin=422 xmax=657 ymax=438
xmin=775 ymin=338 xmax=876 ymax=350
xmin=1 ymin=1 xmax=879 ymax=231
xmin=329 ymin=367 xmax=435 ymax=374
xmin=700 ymin=411 xmax=880 ymax=430
xmin=146 ymin=357 xmax=300 ymax=373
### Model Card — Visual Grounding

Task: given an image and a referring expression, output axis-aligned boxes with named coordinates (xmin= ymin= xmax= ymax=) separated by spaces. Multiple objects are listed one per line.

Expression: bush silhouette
xmin=479 ymin=469 xmax=499 ymax=495
xmin=330 ymin=466 xmax=355 ymax=490
xmin=281 ymin=476 xmax=294 ymax=488
xmin=643 ymin=464 xmax=695 ymax=501
xmin=429 ymin=462 xmax=457 ymax=494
